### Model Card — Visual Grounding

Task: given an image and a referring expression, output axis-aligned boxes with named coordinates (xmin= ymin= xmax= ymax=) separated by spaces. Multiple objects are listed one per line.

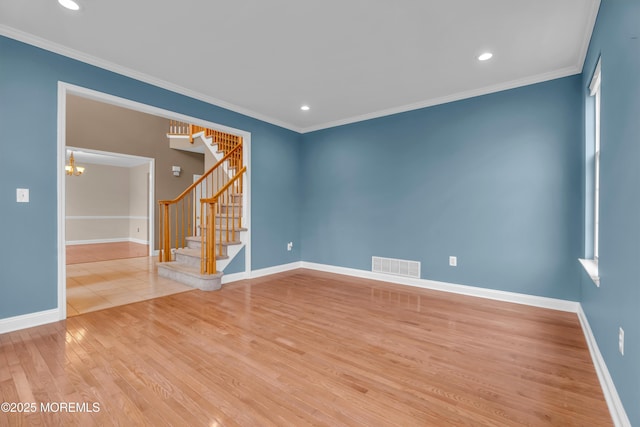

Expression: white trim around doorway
xmin=57 ymin=82 xmax=253 ymax=320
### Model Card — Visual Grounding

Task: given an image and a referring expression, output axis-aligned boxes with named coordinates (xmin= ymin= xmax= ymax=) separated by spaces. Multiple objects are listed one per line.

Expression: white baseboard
xmin=221 ymin=271 xmax=248 ymax=284
xmin=129 ymin=238 xmax=149 ymax=245
xmin=66 ymin=238 xmax=149 ymax=245
xmin=220 ymin=262 xmax=302 ymax=285
xmin=300 ymin=262 xmax=580 ymax=312
xmin=249 ymin=262 xmax=302 ymax=279
xmin=0 ymin=308 xmax=61 ymax=335
xmin=577 ymin=306 xmax=631 ymax=427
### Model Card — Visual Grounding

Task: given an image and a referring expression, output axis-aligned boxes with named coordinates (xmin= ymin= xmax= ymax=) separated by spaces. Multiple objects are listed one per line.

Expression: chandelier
xmin=65 ymin=152 xmax=85 ymax=176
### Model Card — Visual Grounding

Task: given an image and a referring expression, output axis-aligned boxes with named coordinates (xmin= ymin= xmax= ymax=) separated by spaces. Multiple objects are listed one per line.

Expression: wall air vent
xmin=372 ymin=256 xmax=420 ymax=279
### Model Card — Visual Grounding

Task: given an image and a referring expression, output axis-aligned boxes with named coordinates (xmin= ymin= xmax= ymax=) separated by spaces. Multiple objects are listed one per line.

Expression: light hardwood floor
xmin=2 ymin=269 xmax=612 ymax=426
xmin=66 ymin=242 xmax=149 ymax=264
xmin=66 ymin=256 xmax=193 ymax=317
xmin=66 ymin=242 xmax=192 ymax=316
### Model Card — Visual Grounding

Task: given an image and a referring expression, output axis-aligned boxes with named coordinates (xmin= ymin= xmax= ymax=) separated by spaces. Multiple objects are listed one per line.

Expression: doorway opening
xmin=57 ymin=82 xmax=252 ymax=318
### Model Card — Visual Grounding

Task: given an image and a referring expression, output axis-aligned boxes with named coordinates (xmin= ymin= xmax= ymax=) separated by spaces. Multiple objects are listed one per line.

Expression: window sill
xmin=579 ymin=258 xmax=600 ymax=287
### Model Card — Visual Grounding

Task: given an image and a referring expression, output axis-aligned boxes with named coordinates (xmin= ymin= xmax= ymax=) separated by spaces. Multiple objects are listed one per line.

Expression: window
xmin=580 ymin=58 xmax=601 ymax=286
xmin=590 ymin=59 xmax=601 ymax=261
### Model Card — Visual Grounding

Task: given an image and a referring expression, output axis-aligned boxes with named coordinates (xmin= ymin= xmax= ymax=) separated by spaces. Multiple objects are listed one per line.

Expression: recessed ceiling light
xmin=478 ymin=52 xmax=493 ymax=61
xmin=58 ymin=0 xmax=80 ymax=11
xmin=300 ymin=105 xmax=310 ymax=111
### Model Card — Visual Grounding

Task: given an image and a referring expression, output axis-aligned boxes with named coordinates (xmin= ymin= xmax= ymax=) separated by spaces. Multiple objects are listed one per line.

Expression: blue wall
xmin=581 ymin=0 xmax=640 ymax=424
xmin=2 ymin=7 xmax=638 ymax=421
xmin=0 ymin=36 xmax=301 ymax=318
xmin=301 ymin=76 xmax=583 ymax=300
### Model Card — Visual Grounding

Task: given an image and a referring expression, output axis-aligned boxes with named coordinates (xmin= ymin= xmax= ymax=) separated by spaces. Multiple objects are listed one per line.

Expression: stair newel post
xmin=158 ymin=202 xmax=163 ymax=262
xmin=181 ymin=199 xmax=185 ymax=249
xmin=174 ymin=203 xmax=179 ymax=255
xmin=162 ymin=202 xmax=171 ymax=262
xmin=207 ymin=200 xmax=217 ymax=274
xmin=238 ymin=173 xmax=243 ymax=229
xmin=217 ymin=198 xmax=223 ymax=257
xmin=200 ymin=201 xmax=205 ymax=274
xmin=225 ymin=190 xmax=230 ymax=244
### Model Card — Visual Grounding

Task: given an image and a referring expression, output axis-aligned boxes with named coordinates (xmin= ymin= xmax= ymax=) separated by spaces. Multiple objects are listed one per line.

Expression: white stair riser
xmin=186 ymin=232 xmax=243 ymax=249
xmin=215 ymin=217 xmax=243 ymax=228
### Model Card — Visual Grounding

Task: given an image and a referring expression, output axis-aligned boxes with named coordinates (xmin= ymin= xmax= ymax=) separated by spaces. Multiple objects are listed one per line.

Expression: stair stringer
xmin=214 ymin=229 xmax=247 ymax=272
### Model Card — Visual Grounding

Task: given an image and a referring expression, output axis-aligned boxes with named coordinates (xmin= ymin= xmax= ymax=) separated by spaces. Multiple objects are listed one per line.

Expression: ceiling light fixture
xmin=65 ymin=152 xmax=85 ymax=176
xmin=58 ymin=0 xmax=80 ymax=11
xmin=300 ymin=105 xmax=310 ymax=111
xmin=478 ymin=52 xmax=493 ymax=61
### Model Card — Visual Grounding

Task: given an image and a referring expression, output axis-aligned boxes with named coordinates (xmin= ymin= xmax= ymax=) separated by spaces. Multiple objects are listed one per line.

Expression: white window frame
xmin=580 ymin=58 xmax=601 ymax=287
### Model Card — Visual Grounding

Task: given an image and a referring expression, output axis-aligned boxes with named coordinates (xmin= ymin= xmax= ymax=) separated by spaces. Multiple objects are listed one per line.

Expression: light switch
xmin=17 ymin=188 xmax=29 ymax=203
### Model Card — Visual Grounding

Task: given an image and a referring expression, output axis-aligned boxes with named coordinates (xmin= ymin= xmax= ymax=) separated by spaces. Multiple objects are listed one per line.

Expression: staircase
xmin=157 ymin=122 xmax=247 ymax=290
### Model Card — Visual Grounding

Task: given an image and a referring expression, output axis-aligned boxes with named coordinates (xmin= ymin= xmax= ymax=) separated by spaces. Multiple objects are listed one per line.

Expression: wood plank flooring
xmin=0 ymin=269 xmax=612 ymax=426
xmin=66 ymin=257 xmax=193 ymax=317
xmin=66 ymin=242 xmax=149 ymax=265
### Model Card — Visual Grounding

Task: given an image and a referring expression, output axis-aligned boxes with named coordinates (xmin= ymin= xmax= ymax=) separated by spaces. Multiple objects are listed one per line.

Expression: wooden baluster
xmin=181 ymin=199 xmax=185 ymax=248
xmin=238 ymin=174 xmax=243 ymax=229
xmin=188 ymin=193 xmax=192 ymax=237
xmin=200 ymin=201 xmax=205 ymax=274
xmin=163 ymin=203 xmax=171 ymax=262
xmin=208 ymin=202 xmax=216 ymax=273
xmin=173 ymin=204 xmax=178 ymax=256
xmin=225 ymin=191 xmax=230 ymax=244
xmin=158 ymin=203 xmax=163 ymax=261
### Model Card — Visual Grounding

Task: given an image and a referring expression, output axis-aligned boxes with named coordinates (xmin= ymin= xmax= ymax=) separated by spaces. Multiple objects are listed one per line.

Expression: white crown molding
xmin=2 ymin=25 xmax=587 ymax=136
xmin=0 ymin=309 xmax=61 ymax=335
xmin=576 ymin=0 xmax=602 ymax=73
xmin=0 ymin=25 xmax=302 ymax=133
xmin=301 ymin=65 xmax=581 ymax=133
xmin=577 ymin=306 xmax=631 ymax=427
xmin=300 ymin=261 xmax=580 ymax=312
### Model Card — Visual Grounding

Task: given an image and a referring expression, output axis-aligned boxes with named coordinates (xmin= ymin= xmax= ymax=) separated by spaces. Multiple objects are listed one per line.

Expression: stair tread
xmin=185 ymin=231 xmax=247 ymax=242
xmin=176 ymin=247 xmax=231 ymax=258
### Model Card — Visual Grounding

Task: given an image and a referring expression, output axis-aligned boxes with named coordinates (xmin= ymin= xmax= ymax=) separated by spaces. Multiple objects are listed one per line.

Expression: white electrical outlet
xmin=16 ymin=188 xmax=29 ymax=203
xmin=619 ymin=327 xmax=624 ymax=355
xmin=287 ymin=242 xmax=293 ymax=251
xmin=449 ymin=256 xmax=457 ymax=267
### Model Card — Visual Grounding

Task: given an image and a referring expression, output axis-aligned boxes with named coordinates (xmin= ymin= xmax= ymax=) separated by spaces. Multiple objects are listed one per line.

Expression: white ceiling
xmin=0 ymin=0 xmax=600 ymax=133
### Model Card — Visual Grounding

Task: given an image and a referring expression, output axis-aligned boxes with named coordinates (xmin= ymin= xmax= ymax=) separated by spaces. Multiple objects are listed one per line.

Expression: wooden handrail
xmin=202 ymin=166 xmax=247 ymax=204
xmin=158 ymin=143 xmax=243 ymax=205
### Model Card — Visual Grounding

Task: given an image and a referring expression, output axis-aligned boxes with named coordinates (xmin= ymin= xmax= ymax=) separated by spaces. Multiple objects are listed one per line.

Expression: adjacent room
xmin=0 ymin=0 xmax=637 ymax=425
